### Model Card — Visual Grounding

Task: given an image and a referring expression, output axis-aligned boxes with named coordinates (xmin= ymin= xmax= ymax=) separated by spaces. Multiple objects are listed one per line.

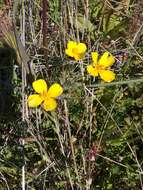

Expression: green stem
xmin=88 ymin=78 xmax=143 ymax=88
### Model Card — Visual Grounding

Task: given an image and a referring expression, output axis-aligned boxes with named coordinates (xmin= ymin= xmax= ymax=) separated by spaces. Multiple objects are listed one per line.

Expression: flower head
xmin=87 ymin=51 xmax=116 ymax=82
xmin=28 ymin=79 xmax=63 ymax=111
xmin=65 ymin=41 xmax=87 ymax=60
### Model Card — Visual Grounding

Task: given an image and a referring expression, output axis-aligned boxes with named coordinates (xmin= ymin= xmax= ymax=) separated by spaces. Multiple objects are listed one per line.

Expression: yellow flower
xmin=65 ymin=41 xmax=87 ymax=60
xmin=87 ymin=51 xmax=116 ymax=82
xmin=28 ymin=79 xmax=63 ymax=111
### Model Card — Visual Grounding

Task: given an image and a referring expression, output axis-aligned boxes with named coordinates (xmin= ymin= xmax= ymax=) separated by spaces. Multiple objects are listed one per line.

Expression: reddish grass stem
xmin=42 ymin=0 xmax=48 ymax=60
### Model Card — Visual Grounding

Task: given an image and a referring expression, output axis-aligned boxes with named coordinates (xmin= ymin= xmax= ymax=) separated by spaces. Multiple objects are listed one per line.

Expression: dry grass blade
xmin=0 ymin=10 xmax=30 ymax=73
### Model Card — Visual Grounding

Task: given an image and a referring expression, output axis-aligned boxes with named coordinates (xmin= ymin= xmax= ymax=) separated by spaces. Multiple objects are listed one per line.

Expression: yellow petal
xmin=77 ymin=43 xmax=87 ymax=54
xmin=32 ymin=79 xmax=47 ymax=94
xmin=91 ymin=52 xmax=98 ymax=65
xmin=28 ymin=94 xmax=43 ymax=107
xmin=67 ymin=41 xmax=77 ymax=49
xmin=43 ymin=98 xmax=57 ymax=111
xmin=87 ymin=65 xmax=98 ymax=77
xmin=65 ymin=49 xmax=74 ymax=57
xmin=99 ymin=52 xmax=115 ymax=67
xmin=99 ymin=70 xmax=115 ymax=82
xmin=47 ymin=83 xmax=63 ymax=98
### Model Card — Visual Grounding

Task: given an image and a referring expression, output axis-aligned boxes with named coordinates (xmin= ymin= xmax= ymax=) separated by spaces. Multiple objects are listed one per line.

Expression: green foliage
xmin=72 ymin=13 xmax=95 ymax=33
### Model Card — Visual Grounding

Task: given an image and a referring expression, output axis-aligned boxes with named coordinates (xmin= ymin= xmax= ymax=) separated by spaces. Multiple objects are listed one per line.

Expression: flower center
xmin=72 ymin=47 xmax=78 ymax=54
xmin=40 ymin=91 xmax=49 ymax=100
xmin=93 ymin=64 xmax=105 ymax=71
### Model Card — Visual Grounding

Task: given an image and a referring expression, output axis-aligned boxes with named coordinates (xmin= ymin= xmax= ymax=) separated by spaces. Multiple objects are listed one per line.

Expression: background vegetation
xmin=0 ymin=0 xmax=143 ymax=189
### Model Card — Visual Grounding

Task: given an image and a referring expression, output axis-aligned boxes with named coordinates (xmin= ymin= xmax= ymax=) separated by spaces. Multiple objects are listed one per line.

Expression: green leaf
xmin=72 ymin=13 xmax=95 ymax=32
xmin=103 ymin=14 xmax=121 ymax=33
xmin=111 ymin=166 xmax=120 ymax=174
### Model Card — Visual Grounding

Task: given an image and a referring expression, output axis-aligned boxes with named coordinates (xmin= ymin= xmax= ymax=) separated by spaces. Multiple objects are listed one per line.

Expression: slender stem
xmin=21 ymin=140 xmax=25 ymax=190
xmin=51 ymin=112 xmax=74 ymax=190
xmin=64 ymin=100 xmax=81 ymax=185
xmin=88 ymin=78 xmax=143 ymax=88
xmin=42 ymin=0 xmax=48 ymax=60
xmin=21 ymin=0 xmax=26 ymax=189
